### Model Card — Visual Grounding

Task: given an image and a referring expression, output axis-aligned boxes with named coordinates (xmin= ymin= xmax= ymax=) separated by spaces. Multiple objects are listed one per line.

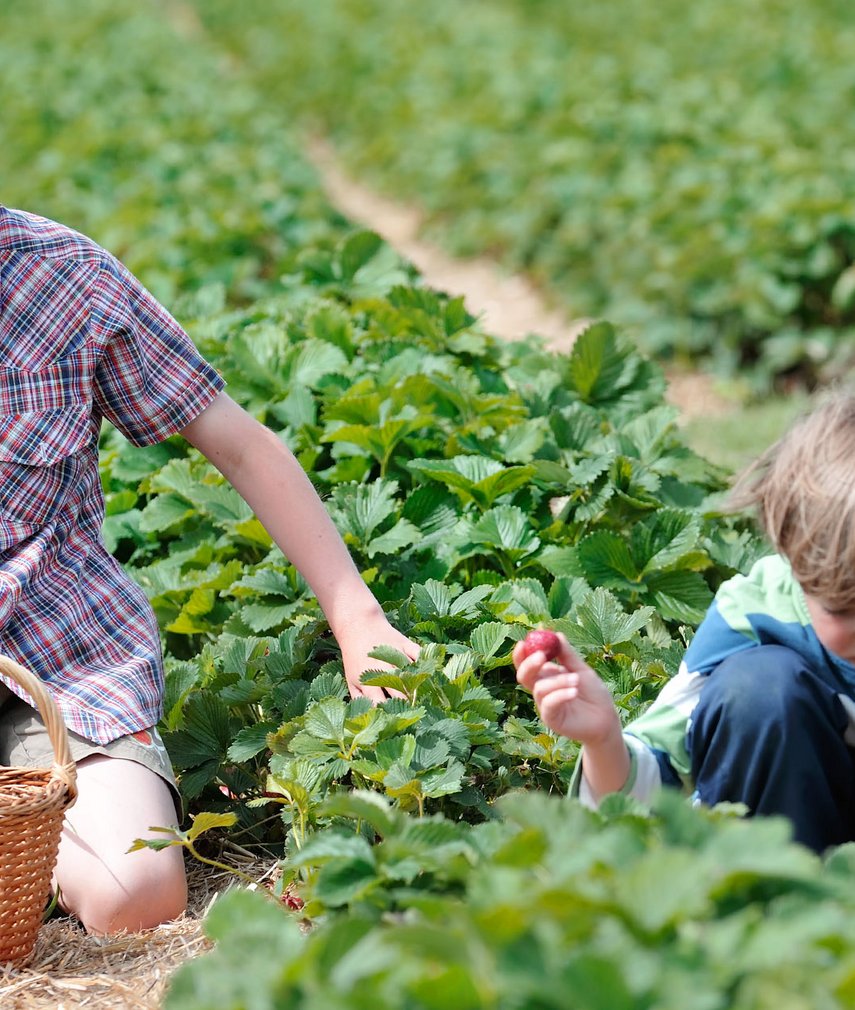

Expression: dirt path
xmin=309 ymin=138 xmax=593 ymax=352
xmin=308 ymin=137 xmax=732 ymax=421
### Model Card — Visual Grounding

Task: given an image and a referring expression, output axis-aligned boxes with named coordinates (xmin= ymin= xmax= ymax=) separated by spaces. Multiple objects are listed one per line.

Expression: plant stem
xmin=185 ymin=842 xmax=281 ymax=903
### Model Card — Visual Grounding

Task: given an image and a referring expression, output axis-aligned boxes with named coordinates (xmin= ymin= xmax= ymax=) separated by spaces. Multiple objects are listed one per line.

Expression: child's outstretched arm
xmin=513 ymin=632 xmax=631 ymax=798
xmin=179 ymin=392 xmax=418 ymax=700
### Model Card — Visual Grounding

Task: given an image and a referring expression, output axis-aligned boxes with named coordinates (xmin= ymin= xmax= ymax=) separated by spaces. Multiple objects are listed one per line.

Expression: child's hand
xmin=337 ymin=616 xmax=420 ymax=703
xmin=513 ymin=632 xmax=619 ymax=746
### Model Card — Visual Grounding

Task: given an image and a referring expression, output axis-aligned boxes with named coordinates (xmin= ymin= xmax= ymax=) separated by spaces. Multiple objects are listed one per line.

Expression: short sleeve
xmin=90 ymin=253 xmax=225 ymax=445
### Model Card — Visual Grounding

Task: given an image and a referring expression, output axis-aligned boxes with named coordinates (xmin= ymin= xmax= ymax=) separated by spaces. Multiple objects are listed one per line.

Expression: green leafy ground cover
xmin=168 ymin=792 xmax=855 ymax=1010
xmin=4 ymin=1 xmax=855 ymax=1005
xmin=194 ymin=0 xmax=855 ymax=391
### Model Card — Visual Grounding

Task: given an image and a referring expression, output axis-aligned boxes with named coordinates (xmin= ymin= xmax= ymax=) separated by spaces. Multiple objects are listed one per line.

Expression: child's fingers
xmin=512 ymin=639 xmax=531 ymax=669
xmin=532 ymin=671 xmax=579 ymax=708
xmin=554 ymin=633 xmax=586 ymax=672
xmin=538 ymin=687 xmax=581 ymax=725
xmin=515 ymin=654 xmax=564 ymax=691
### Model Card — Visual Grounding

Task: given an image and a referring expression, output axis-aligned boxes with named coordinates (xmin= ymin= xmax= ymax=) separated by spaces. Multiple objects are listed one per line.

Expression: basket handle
xmin=0 ymin=653 xmax=77 ymax=798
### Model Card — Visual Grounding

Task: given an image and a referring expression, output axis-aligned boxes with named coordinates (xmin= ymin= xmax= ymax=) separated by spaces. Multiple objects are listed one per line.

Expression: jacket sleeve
xmin=569 ymin=662 xmax=705 ymax=807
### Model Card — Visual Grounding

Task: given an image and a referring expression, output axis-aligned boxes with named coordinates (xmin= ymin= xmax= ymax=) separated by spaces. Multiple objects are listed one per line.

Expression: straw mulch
xmin=0 ymin=850 xmax=279 ymax=1010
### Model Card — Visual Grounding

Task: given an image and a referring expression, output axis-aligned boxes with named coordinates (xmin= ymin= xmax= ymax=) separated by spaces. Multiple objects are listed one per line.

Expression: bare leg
xmin=53 ymin=754 xmax=188 ymax=934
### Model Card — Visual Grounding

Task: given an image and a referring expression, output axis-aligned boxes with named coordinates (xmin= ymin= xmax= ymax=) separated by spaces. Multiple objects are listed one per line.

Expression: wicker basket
xmin=0 ymin=654 xmax=77 ymax=965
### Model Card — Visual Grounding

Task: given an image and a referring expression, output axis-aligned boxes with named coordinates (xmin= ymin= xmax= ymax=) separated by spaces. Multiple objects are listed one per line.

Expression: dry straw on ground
xmin=0 ymin=852 xmax=277 ymax=1010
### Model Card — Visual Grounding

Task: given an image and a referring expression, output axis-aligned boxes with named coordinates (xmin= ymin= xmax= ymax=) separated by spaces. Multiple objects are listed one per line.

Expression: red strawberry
xmin=520 ymin=629 xmax=561 ymax=661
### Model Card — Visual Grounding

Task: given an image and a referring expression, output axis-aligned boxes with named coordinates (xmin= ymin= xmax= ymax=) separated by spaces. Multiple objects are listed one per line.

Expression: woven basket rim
xmin=0 ymin=654 xmax=78 ymax=804
xmin=0 ymin=654 xmax=78 ymax=965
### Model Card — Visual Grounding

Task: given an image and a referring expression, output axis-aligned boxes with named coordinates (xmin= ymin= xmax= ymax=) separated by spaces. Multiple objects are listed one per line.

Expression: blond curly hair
xmin=730 ymin=389 xmax=855 ymax=610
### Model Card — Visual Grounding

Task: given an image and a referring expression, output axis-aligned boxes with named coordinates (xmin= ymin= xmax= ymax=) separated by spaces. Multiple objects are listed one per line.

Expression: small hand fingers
xmin=538 ymin=687 xmax=582 ymax=724
xmin=532 ymin=671 xmax=579 ymax=707
xmin=517 ymin=656 xmax=568 ymax=691
xmin=351 ymin=682 xmax=388 ymax=705
xmin=512 ymin=640 xmax=529 ymax=668
xmin=515 ymin=654 xmax=546 ymax=690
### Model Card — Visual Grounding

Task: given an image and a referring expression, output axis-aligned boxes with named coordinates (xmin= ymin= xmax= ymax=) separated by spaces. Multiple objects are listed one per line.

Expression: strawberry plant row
xmin=120 ymin=248 xmax=764 ymax=832
xmin=193 ymin=0 xmax=855 ymax=391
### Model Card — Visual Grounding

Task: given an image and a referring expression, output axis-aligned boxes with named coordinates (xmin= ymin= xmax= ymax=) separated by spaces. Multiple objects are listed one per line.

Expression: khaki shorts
xmin=0 ymin=683 xmax=181 ymax=816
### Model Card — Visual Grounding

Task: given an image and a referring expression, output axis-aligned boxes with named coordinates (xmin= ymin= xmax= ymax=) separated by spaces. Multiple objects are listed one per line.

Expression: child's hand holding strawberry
xmin=513 ymin=630 xmax=631 ymax=798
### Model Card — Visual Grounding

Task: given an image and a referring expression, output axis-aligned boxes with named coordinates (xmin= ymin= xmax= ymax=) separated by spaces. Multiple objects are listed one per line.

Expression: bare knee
xmin=69 ymin=853 xmax=188 ymax=935
xmin=53 ymin=753 xmax=188 ymax=934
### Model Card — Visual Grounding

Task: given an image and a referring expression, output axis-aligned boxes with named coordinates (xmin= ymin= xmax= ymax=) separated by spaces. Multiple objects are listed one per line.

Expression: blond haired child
xmin=515 ymin=390 xmax=855 ymax=853
xmin=0 ymin=205 xmax=417 ymax=933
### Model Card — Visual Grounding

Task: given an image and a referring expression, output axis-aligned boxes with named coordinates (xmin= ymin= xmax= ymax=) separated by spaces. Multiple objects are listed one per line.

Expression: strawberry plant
xmin=127 ymin=285 xmax=760 ymax=824
xmin=164 ymin=790 xmax=855 ymax=1009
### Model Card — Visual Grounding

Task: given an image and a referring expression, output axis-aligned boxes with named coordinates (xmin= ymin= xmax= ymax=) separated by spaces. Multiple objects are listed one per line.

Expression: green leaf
xmin=634 ymin=508 xmax=703 ymax=574
xmin=360 ymin=669 xmax=433 ymax=697
xmin=469 ymin=622 xmax=513 ymax=660
xmin=562 ymin=588 xmax=654 ymax=654
xmin=409 ymin=456 xmax=535 ymax=509
xmin=566 ymin=323 xmax=635 ymax=403
xmin=367 ymin=645 xmax=412 ymax=668
xmin=367 ymin=517 xmax=421 ymax=557
xmin=187 ymin=811 xmax=238 ymax=842
xmin=321 ymin=790 xmax=401 ymax=837
xmin=615 ymin=848 xmax=713 ymax=932
xmin=304 ymin=697 xmax=347 ymax=744
xmin=338 ymin=229 xmax=384 ymax=281
xmin=538 ymin=545 xmax=584 ymax=578
xmin=466 ymin=505 xmax=540 ymax=559
xmin=409 ymin=454 xmax=503 ymax=488
xmin=164 ymin=693 xmax=234 ymax=768
xmin=420 ymin=760 xmax=466 ymax=798
xmin=644 ymin=569 xmax=713 ymax=623
xmin=227 ymin=723 xmax=275 ymax=762
xmin=576 ymin=531 xmax=639 ymax=588
xmin=289 ymin=830 xmax=376 ymax=869
xmin=230 ymin=568 xmax=295 ymax=597
xmin=138 ymin=493 xmax=195 ymax=533
xmin=314 ymin=856 xmax=378 ymax=907
xmin=488 ymin=578 xmax=552 ymax=620
xmin=373 ymin=734 xmax=419 ymax=771
xmin=497 ymin=418 xmax=547 ymax=462
xmin=832 ymin=264 xmax=855 ymax=312
xmin=449 ymin=585 xmax=495 ymax=618
xmin=239 ymin=601 xmax=300 ymax=633
xmin=165 ymin=889 xmax=301 ymax=1010
xmin=286 ymin=338 xmax=348 ymax=387
xmin=329 ymin=480 xmax=401 ymax=541
xmin=410 ymin=580 xmax=453 ymax=619
xmin=192 ymin=483 xmax=253 ymax=524
xmin=309 ymin=669 xmax=349 ymax=702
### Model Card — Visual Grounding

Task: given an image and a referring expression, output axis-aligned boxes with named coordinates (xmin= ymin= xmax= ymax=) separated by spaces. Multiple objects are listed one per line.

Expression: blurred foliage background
xmin=194 ymin=0 xmax=855 ymax=398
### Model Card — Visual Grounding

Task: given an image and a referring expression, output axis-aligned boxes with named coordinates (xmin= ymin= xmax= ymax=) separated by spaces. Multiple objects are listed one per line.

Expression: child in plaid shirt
xmin=0 ymin=205 xmax=417 ymax=933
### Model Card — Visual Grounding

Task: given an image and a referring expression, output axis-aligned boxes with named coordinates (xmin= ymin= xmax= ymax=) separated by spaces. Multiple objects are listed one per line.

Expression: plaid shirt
xmin=0 ymin=207 xmax=224 ymax=743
